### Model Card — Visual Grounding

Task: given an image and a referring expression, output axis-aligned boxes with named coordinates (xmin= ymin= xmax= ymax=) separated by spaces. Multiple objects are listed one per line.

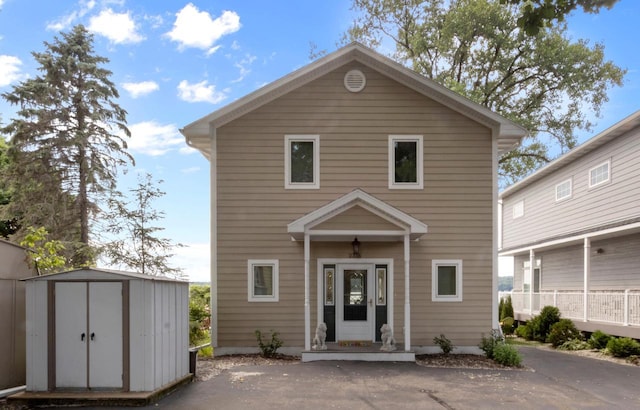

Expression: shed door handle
xmin=81 ymin=333 xmax=85 ymax=341
xmin=90 ymin=332 xmax=95 ymax=341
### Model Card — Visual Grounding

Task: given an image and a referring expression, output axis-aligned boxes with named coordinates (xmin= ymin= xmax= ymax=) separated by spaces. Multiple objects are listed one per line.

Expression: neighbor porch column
xmin=404 ymin=234 xmax=411 ymax=352
xmin=583 ymin=237 xmax=591 ymax=322
xmin=304 ymin=234 xmax=311 ymax=351
xmin=528 ymin=249 xmax=534 ymax=315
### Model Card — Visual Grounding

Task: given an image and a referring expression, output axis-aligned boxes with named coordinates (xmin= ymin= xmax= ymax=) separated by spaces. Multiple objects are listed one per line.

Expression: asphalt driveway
xmin=90 ymin=346 xmax=640 ymax=409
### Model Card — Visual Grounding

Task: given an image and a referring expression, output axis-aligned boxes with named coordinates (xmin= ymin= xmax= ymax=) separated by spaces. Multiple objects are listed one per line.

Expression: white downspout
xmin=209 ymin=126 xmax=218 ymax=348
xmin=404 ymin=234 xmax=411 ymax=352
xmin=304 ymin=233 xmax=311 ymax=351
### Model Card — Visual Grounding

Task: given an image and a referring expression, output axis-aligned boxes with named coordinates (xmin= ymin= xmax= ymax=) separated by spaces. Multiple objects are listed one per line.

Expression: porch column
xmin=528 ymin=249 xmax=534 ymax=315
xmin=583 ymin=237 xmax=590 ymax=322
xmin=304 ymin=234 xmax=311 ymax=351
xmin=404 ymin=234 xmax=411 ymax=352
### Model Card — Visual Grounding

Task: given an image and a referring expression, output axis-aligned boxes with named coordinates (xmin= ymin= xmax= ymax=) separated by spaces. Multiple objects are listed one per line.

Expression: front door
xmin=337 ymin=264 xmax=374 ymax=341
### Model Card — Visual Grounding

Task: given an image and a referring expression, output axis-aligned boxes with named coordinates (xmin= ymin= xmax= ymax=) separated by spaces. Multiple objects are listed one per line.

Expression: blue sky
xmin=0 ymin=1 xmax=638 ymax=281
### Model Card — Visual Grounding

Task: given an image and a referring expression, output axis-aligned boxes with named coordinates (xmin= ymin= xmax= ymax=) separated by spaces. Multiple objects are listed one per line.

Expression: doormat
xmin=338 ymin=340 xmax=372 ymax=347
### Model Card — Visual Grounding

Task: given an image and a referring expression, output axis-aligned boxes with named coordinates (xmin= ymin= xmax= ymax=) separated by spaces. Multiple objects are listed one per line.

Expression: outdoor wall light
xmin=596 ymin=248 xmax=605 ymax=254
xmin=351 ymin=237 xmax=361 ymax=258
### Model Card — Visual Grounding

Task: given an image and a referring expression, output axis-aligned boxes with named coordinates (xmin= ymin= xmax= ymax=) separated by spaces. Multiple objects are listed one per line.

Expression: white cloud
xmin=0 ymin=55 xmax=24 ymax=87
xmin=177 ymin=80 xmax=226 ymax=104
xmin=171 ymin=243 xmax=210 ymax=282
xmin=88 ymin=8 xmax=144 ymax=44
xmin=181 ymin=166 xmax=200 ymax=174
xmin=122 ymin=80 xmax=159 ymax=98
xmin=47 ymin=0 xmax=96 ymax=31
xmin=165 ymin=3 xmax=240 ymax=53
xmin=127 ymin=121 xmax=185 ymax=156
xmin=232 ymin=54 xmax=257 ymax=83
xmin=180 ymin=145 xmax=198 ymax=155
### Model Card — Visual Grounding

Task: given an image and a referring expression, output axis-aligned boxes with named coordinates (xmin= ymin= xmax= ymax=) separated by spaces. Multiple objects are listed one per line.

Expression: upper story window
xmin=388 ymin=135 xmax=423 ymax=189
xmin=589 ymin=160 xmax=610 ymax=189
xmin=513 ymin=200 xmax=524 ymax=219
xmin=555 ymin=178 xmax=572 ymax=202
xmin=285 ymin=135 xmax=319 ymax=189
xmin=248 ymin=260 xmax=279 ymax=302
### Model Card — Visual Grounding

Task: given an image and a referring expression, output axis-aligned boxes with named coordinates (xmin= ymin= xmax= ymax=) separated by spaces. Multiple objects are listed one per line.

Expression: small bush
xmin=588 ymin=330 xmax=612 ymax=350
xmin=558 ymin=339 xmax=590 ymax=351
xmin=606 ymin=337 xmax=640 ymax=358
xmin=548 ymin=319 xmax=582 ymax=348
xmin=499 ymin=298 xmax=505 ymax=320
xmin=501 ymin=317 xmax=515 ymax=335
xmin=433 ymin=334 xmax=454 ymax=355
xmin=537 ymin=306 xmax=561 ymax=342
xmin=255 ymin=329 xmax=284 ymax=358
xmin=493 ymin=343 xmax=522 ymax=367
xmin=501 ymin=295 xmax=514 ymax=321
xmin=515 ymin=323 xmax=532 ymax=340
xmin=479 ymin=330 xmax=503 ymax=359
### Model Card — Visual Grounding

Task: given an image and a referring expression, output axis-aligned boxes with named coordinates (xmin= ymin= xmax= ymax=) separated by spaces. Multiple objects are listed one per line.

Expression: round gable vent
xmin=344 ymin=69 xmax=366 ymax=93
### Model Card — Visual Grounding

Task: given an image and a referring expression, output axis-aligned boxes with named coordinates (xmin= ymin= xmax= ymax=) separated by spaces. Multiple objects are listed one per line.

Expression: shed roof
xmin=180 ymin=42 xmax=527 ymax=159
xmin=22 ymin=267 xmax=188 ymax=283
xmin=500 ymin=110 xmax=640 ymax=198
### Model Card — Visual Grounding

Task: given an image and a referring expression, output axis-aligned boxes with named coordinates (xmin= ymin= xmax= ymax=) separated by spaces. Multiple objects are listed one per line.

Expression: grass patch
xmin=506 ymin=336 xmax=542 ymax=346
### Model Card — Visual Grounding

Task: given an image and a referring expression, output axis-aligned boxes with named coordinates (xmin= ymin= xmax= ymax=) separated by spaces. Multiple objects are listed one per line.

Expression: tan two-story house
xmin=181 ymin=43 xmax=526 ymax=360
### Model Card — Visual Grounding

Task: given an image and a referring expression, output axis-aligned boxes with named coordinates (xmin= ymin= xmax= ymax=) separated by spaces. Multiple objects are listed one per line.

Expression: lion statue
xmin=380 ymin=323 xmax=396 ymax=351
xmin=312 ymin=322 xmax=328 ymax=350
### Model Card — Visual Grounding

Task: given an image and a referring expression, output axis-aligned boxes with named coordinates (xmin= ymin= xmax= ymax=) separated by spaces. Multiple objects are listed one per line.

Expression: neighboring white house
xmin=500 ymin=111 xmax=640 ymax=339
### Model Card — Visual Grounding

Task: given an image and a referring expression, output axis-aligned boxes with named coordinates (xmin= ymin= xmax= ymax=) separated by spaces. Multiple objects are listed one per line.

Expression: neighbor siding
xmin=215 ymin=62 xmax=495 ymax=349
xmin=502 ymin=127 xmax=640 ymax=250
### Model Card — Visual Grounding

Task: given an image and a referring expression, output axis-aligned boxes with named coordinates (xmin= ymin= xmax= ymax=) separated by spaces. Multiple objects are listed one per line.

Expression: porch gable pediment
xmin=287 ymin=189 xmax=427 ymax=241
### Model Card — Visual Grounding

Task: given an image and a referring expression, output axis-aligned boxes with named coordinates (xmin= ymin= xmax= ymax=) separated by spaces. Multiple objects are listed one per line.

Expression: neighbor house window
xmin=248 ymin=260 xmax=279 ymax=302
xmin=389 ymin=135 xmax=423 ymax=189
xmin=555 ymin=178 xmax=572 ymax=201
xmin=513 ymin=200 xmax=524 ymax=219
xmin=432 ymin=260 xmax=462 ymax=302
xmin=589 ymin=160 xmax=610 ymax=188
xmin=285 ymin=135 xmax=319 ymax=189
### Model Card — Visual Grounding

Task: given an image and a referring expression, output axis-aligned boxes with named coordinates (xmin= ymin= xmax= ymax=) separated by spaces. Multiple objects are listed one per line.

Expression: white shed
xmin=23 ymin=268 xmax=190 ymax=393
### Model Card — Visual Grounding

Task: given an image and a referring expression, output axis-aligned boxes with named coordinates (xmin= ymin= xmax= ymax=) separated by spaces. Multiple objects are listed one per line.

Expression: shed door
xmin=55 ymin=282 xmax=88 ymax=388
xmin=55 ymin=282 xmax=123 ymax=389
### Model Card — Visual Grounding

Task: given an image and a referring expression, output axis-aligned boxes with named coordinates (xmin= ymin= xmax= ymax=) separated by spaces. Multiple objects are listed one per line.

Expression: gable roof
xmin=181 ymin=42 xmax=527 ymax=159
xmin=500 ymin=110 xmax=640 ymax=198
xmin=287 ymin=189 xmax=428 ymax=241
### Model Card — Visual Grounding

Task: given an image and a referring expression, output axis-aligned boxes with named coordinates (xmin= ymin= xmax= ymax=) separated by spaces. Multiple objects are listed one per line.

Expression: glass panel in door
xmin=343 ymin=269 xmax=367 ymax=321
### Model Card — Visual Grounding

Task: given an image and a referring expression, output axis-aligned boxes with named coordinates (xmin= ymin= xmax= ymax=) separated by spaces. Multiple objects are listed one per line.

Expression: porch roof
xmin=287 ymin=189 xmax=428 ymax=242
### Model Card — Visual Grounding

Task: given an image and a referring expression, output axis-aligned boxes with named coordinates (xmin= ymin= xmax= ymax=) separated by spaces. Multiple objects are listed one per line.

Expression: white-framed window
xmin=589 ymin=160 xmax=610 ymax=189
xmin=432 ymin=259 xmax=462 ymax=302
xmin=555 ymin=178 xmax=572 ymax=202
xmin=324 ymin=266 xmax=335 ymax=306
xmin=285 ymin=135 xmax=320 ymax=189
xmin=248 ymin=260 xmax=279 ymax=302
xmin=388 ymin=135 xmax=423 ymax=189
xmin=376 ymin=267 xmax=387 ymax=305
xmin=513 ymin=200 xmax=524 ymax=219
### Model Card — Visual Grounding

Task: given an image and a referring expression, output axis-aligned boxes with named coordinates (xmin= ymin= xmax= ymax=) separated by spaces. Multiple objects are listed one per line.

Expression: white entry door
xmin=337 ymin=264 xmax=374 ymax=341
xmin=55 ymin=282 xmax=123 ymax=389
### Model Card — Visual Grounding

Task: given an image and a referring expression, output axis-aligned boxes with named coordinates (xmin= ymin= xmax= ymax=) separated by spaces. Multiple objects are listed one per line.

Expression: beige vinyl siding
xmin=313 ymin=205 xmax=406 ymax=231
xmin=502 ymin=128 xmax=640 ymax=249
xmin=215 ymin=63 xmax=494 ymax=348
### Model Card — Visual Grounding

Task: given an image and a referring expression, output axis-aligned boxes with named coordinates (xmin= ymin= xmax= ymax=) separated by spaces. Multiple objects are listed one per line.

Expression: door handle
xmin=81 ymin=333 xmax=85 ymax=341
xmin=90 ymin=332 xmax=95 ymax=341
xmin=368 ymin=298 xmax=373 ymax=306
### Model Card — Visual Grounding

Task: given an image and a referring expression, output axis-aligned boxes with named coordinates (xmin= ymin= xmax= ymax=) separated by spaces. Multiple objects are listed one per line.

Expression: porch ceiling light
xmin=352 ymin=237 xmax=361 ymax=258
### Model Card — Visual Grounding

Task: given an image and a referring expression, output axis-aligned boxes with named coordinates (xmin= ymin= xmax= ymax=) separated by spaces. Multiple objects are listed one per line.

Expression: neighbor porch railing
xmin=499 ymin=290 xmax=640 ymax=327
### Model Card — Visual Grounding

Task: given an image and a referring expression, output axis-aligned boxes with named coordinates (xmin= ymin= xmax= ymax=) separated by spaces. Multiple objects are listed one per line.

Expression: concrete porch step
xmin=301 ymin=350 xmax=415 ymax=362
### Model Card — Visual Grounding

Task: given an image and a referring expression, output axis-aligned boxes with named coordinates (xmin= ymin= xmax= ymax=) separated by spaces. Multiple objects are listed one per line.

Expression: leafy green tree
xmin=189 ymin=285 xmax=211 ymax=346
xmin=501 ymin=0 xmax=619 ymax=35
xmin=19 ymin=226 xmax=67 ymax=275
xmin=103 ymin=173 xmax=184 ymax=278
xmin=0 ymin=136 xmax=19 ymax=238
xmin=1 ymin=24 xmax=133 ymax=265
xmin=347 ymin=0 xmax=625 ymax=185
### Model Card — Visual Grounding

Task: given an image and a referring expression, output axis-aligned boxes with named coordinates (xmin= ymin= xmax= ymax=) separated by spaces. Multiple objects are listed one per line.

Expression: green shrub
xmin=501 ymin=295 xmax=514 ymax=321
xmin=479 ymin=330 xmax=503 ymax=359
xmin=548 ymin=319 xmax=582 ymax=348
xmin=516 ymin=323 xmax=532 ymax=340
xmin=499 ymin=298 xmax=505 ymax=320
xmin=537 ymin=306 xmax=561 ymax=342
xmin=255 ymin=329 xmax=284 ymax=358
xmin=588 ymin=330 xmax=611 ymax=350
xmin=433 ymin=334 xmax=454 ymax=355
xmin=606 ymin=337 xmax=640 ymax=358
xmin=493 ymin=343 xmax=522 ymax=367
xmin=558 ymin=339 xmax=590 ymax=351
xmin=189 ymin=285 xmax=211 ymax=346
xmin=501 ymin=317 xmax=515 ymax=335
